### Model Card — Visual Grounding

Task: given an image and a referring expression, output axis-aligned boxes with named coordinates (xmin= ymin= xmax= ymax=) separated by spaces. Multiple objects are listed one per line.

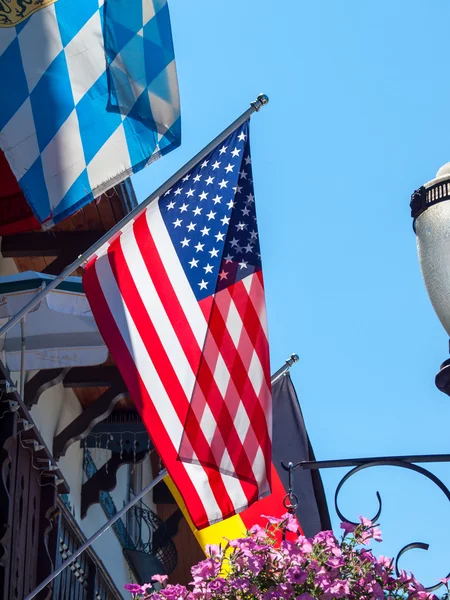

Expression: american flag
xmin=83 ymin=121 xmax=272 ymax=529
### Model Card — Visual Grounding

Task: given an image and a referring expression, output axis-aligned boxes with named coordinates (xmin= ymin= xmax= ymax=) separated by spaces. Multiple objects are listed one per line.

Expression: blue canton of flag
xmin=0 ymin=0 xmax=180 ymax=229
xmin=160 ymin=120 xmax=261 ymax=301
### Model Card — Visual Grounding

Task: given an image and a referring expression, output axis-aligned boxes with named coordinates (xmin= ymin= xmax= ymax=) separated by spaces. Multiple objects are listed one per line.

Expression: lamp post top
xmin=436 ymin=162 xmax=450 ymax=178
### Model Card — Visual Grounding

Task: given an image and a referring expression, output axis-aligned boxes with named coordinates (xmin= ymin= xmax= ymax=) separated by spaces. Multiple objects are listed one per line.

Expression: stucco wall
xmin=0 ymin=252 xmax=131 ymax=597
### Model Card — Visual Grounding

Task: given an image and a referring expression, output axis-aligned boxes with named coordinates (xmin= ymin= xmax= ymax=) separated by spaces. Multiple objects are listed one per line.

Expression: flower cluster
xmin=125 ymin=515 xmax=442 ymax=600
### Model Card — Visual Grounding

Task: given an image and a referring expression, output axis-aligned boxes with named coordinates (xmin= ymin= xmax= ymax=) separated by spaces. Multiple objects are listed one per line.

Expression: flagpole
xmin=0 ymin=94 xmax=269 ymax=340
xmin=24 ymin=469 xmax=168 ymax=600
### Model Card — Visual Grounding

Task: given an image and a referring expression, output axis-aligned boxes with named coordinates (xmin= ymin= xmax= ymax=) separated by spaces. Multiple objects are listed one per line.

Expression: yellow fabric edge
xmin=164 ymin=474 xmax=247 ymax=552
xmin=0 ymin=0 xmax=57 ymax=28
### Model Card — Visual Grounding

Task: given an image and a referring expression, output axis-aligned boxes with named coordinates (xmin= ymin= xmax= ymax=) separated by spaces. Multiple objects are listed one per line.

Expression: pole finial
xmin=286 ymin=353 xmax=299 ymax=368
xmin=251 ymin=94 xmax=269 ymax=111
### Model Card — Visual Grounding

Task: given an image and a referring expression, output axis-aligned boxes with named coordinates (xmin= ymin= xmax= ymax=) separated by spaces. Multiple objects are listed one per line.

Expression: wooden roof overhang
xmin=1 ymin=185 xmax=136 ymax=411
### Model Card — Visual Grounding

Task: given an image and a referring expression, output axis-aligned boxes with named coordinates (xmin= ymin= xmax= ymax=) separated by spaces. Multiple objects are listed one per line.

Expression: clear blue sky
xmin=133 ymin=0 xmax=450 ymax=589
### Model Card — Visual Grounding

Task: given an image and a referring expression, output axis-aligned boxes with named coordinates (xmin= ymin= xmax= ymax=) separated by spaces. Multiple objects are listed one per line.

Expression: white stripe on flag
xmin=254 ymin=446 xmax=271 ymax=496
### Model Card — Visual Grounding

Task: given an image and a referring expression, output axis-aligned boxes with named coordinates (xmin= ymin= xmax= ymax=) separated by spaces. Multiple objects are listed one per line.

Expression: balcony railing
xmin=125 ymin=491 xmax=178 ymax=577
xmin=52 ymin=499 xmax=123 ymax=600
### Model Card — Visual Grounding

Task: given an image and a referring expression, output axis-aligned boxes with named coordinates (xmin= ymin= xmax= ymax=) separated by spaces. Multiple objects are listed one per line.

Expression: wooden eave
xmin=2 ymin=186 xmax=135 ymax=411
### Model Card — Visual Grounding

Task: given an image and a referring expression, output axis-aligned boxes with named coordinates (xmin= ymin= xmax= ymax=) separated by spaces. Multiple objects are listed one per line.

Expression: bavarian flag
xmin=164 ymin=372 xmax=331 ymax=548
xmin=0 ymin=0 xmax=180 ymax=229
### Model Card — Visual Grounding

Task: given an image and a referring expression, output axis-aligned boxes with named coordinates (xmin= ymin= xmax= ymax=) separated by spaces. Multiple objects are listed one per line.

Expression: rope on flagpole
xmin=0 ymin=94 xmax=269 ymax=340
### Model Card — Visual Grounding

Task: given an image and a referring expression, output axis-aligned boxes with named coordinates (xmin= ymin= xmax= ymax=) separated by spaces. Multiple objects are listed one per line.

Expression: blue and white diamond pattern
xmin=0 ymin=0 xmax=180 ymax=228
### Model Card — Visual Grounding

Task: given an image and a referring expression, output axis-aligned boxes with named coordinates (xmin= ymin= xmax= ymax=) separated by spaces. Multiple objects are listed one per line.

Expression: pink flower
xmin=124 ymin=583 xmax=144 ymax=594
xmin=151 ymin=575 xmax=168 ymax=587
xmin=205 ymin=544 xmax=222 ymax=558
xmin=261 ymin=514 xmax=283 ymax=525
xmin=248 ymin=524 xmax=266 ymax=539
xmin=286 ymin=566 xmax=307 ymax=584
xmin=377 ymin=555 xmax=394 ymax=570
xmin=297 ymin=535 xmax=313 ymax=554
xmin=125 ymin=515 xmax=431 ymax=600
xmin=207 ymin=578 xmax=228 ymax=594
xmin=360 ymin=515 xmax=373 ymax=527
xmin=327 ymin=556 xmax=344 ymax=568
xmin=191 ymin=557 xmax=220 ymax=582
xmin=160 ymin=584 xmax=188 ymax=600
xmin=372 ymin=526 xmax=383 ymax=542
xmin=340 ymin=521 xmax=356 ymax=536
xmin=246 ymin=555 xmax=265 ymax=574
xmin=368 ymin=581 xmax=384 ymax=599
xmin=398 ymin=569 xmax=412 ymax=584
xmin=280 ymin=512 xmax=299 ymax=532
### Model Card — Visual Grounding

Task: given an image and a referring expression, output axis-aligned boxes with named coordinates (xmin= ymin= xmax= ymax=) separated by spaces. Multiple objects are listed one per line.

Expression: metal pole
xmin=0 ymin=94 xmax=269 ymax=340
xmin=284 ymin=454 xmax=450 ymax=471
xmin=20 ymin=318 xmax=25 ymax=399
xmin=270 ymin=354 xmax=299 ymax=386
xmin=24 ymin=469 xmax=168 ymax=600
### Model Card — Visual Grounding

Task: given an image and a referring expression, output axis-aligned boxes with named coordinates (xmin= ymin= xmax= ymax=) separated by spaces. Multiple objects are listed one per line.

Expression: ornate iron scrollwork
xmin=282 ymin=455 xmax=450 ymax=593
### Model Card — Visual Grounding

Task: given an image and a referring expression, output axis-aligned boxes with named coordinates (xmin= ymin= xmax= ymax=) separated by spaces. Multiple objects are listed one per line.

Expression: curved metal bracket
xmin=283 ymin=454 xmax=450 ymax=592
xmin=395 ymin=542 xmax=450 ymax=593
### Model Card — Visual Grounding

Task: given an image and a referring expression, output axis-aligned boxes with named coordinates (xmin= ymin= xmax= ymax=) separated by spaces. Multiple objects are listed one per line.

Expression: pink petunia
xmin=124 ymin=583 xmax=144 ymax=594
xmin=340 ymin=521 xmax=356 ymax=536
xmin=151 ymin=575 xmax=168 ymax=586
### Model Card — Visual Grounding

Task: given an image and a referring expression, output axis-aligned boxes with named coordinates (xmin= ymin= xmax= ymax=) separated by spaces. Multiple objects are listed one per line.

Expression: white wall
xmin=25 ymin=364 xmax=132 ymax=597
xmin=0 ymin=253 xmax=132 ymax=598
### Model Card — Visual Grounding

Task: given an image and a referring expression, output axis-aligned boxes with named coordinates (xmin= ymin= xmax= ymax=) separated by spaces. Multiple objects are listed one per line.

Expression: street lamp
xmin=411 ymin=164 xmax=450 ymax=395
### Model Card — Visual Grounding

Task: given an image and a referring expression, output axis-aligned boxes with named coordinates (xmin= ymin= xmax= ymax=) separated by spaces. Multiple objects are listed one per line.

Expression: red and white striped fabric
xmin=83 ymin=122 xmax=272 ymax=529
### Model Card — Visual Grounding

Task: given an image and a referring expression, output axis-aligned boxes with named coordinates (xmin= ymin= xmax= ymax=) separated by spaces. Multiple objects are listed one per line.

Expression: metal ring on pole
xmin=283 ymin=492 xmax=299 ymax=511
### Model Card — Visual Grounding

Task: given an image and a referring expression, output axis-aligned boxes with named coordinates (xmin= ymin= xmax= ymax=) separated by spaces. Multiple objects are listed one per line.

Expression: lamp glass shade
xmin=416 ymin=200 xmax=450 ymax=336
